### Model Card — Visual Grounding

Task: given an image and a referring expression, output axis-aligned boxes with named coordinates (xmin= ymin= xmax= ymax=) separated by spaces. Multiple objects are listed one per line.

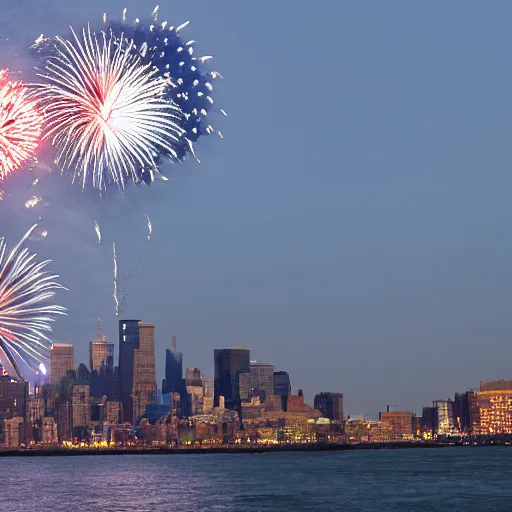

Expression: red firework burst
xmin=0 ymin=69 xmax=43 ymax=182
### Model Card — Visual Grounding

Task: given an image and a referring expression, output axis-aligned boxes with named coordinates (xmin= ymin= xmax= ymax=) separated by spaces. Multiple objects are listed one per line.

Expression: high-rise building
xmin=238 ymin=371 xmax=252 ymax=402
xmin=186 ymin=368 xmax=203 ymax=387
xmin=314 ymin=392 xmax=344 ymax=421
xmin=274 ymin=371 xmax=292 ymax=396
xmin=250 ymin=362 xmax=274 ymax=400
xmin=203 ymin=379 xmax=213 ymax=398
xmin=434 ymin=399 xmax=455 ymax=435
xmin=0 ymin=380 xmax=28 ymax=444
xmin=162 ymin=348 xmax=184 ymax=395
xmin=72 ymin=385 xmax=90 ymax=428
xmin=119 ymin=320 xmax=140 ymax=424
xmin=50 ymin=344 xmax=74 ymax=386
xmin=214 ymin=348 xmax=250 ymax=409
xmin=90 ymin=317 xmax=113 ymax=374
xmin=132 ymin=323 xmax=157 ymax=421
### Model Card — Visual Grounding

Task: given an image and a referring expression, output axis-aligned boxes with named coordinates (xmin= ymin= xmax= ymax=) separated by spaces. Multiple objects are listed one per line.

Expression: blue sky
xmin=1 ymin=0 xmax=511 ymax=418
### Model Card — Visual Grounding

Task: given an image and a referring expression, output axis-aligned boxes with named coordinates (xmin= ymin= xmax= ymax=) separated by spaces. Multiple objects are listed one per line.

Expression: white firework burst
xmin=35 ymin=26 xmax=185 ymax=192
xmin=0 ymin=225 xmax=66 ymax=380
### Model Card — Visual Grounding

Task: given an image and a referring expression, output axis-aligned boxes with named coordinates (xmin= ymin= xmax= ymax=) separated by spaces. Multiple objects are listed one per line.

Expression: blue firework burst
xmin=104 ymin=6 xmax=226 ymax=164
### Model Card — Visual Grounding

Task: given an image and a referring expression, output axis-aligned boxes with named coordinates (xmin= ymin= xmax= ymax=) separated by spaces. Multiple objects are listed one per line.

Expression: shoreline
xmin=0 ymin=441 xmax=470 ymax=457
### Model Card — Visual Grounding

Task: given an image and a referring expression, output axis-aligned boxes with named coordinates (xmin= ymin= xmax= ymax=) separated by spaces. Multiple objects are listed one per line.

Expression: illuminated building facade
xmin=238 ymin=371 xmax=252 ymax=402
xmin=477 ymin=380 xmax=512 ymax=434
xmin=379 ymin=411 xmax=413 ymax=437
xmin=42 ymin=417 xmax=58 ymax=444
xmin=250 ymin=363 xmax=275 ymax=401
xmin=434 ymin=400 xmax=455 ymax=435
xmin=90 ymin=341 xmax=114 ymax=375
xmin=132 ymin=323 xmax=157 ymax=421
xmin=72 ymin=385 xmax=90 ymax=428
xmin=4 ymin=417 xmax=24 ymax=448
xmin=50 ymin=344 xmax=74 ymax=386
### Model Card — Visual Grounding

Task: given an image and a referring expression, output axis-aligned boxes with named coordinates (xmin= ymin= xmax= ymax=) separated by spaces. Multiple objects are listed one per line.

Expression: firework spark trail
xmin=113 ymin=242 xmax=119 ymax=317
xmin=146 ymin=215 xmax=152 ymax=241
xmin=101 ymin=6 xmax=226 ymax=164
xmin=117 ymin=215 xmax=153 ymax=313
xmin=0 ymin=224 xmax=66 ymax=380
xmin=33 ymin=26 xmax=186 ymax=192
xmin=95 ymin=221 xmax=101 ymax=243
xmin=0 ymin=69 xmax=43 ymax=183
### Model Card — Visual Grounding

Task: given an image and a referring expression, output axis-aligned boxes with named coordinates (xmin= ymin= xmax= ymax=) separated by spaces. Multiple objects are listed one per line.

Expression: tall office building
xmin=119 ymin=320 xmax=141 ymax=424
xmin=314 ymin=392 xmax=344 ymax=421
xmin=119 ymin=320 xmax=157 ymax=423
xmin=214 ymin=348 xmax=250 ymax=409
xmin=250 ymin=363 xmax=275 ymax=400
xmin=50 ymin=344 xmax=74 ymax=386
xmin=90 ymin=318 xmax=114 ymax=374
xmin=72 ymin=385 xmax=90 ymax=428
xmin=186 ymin=368 xmax=203 ymax=387
xmin=132 ymin=323 xmax=157 ymax=421
xmin=274 ymin=371 xmax=292 ymax=396
xmin=162 ymin=343 xmax=184 ymax=395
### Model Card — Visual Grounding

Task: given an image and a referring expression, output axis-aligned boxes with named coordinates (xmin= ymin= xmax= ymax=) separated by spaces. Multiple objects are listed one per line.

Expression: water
xmin=3 ymin=447 xmax=512 ymax=511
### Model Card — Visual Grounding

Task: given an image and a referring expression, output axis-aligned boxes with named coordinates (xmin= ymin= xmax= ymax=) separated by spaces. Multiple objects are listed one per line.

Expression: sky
xmin=1 ymin=0 xmax=511 ymax=419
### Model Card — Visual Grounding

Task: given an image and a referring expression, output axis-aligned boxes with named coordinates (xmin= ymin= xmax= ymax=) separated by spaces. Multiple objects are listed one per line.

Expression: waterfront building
xmin=433 ymin=400 xmax=456 ymax=435
xmin=477 ymin=380 xmax=512 ymax=434
xmin=379 ymin=410 xmax=413 ymax=437
xmin=314 ymin=392 xmax=344 ymax=421
xmin=50 ymin=344 xmax=74 ymax=386
xmin=4 ymin=417 xmax=24 ymax=448
xmin=42 ymin=417 xmax=58 ymax=444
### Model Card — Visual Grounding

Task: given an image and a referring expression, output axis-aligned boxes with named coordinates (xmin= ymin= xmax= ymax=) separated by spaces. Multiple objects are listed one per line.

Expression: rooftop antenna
xmin=171 ymin=316 xmax=177 ymax=352
xmin=97 ymin=317 xmax=106 ymax=342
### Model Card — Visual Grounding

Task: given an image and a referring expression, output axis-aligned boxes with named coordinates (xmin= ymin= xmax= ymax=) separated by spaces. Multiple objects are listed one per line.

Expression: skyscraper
xmin=50 ymin=344 xmax=74 ymax=386
xmin=90 ymin=318 xmax=114 ymax=374
xmin=214 ymin=348 xmax=250 ymax=409
xmin=132 ymin=323 xmax=157 ymax=421
xmin=274 ymin=371 xmax=292 ymax=396
xmin=314 ymin=392 xmax=344 ymax=421
xmin=250 ymin=362 xmax=275 ymax=400
xmin=162 ymin=345 xmax=183 ymax=395
xmin=186 ymin=368 xmax=203 ymax=387
xmin=119 ymin=320 xmax=140 ymax=424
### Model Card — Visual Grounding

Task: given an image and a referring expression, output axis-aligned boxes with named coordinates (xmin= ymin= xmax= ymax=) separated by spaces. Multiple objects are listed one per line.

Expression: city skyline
xmin=1 ymin=0 xmax=511 ymax=419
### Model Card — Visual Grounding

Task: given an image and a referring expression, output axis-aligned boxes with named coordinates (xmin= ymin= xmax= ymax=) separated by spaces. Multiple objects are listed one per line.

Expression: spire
xmin=97 ymin=317 xmax=106 ymax=342
xmin=172 ymin=335 xmax=177 ymax=353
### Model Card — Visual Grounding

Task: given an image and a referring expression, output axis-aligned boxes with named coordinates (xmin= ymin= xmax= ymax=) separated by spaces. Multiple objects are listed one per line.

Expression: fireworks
xmin=34 ymin=26 xmax=185 ymax=192
xmin=0 ymin=69 xmax=43 ymax=183
xmin=103 ymin=6 xmax=226 ymax=162
xmin=0 ymin=225 xmax=66 ymax=380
